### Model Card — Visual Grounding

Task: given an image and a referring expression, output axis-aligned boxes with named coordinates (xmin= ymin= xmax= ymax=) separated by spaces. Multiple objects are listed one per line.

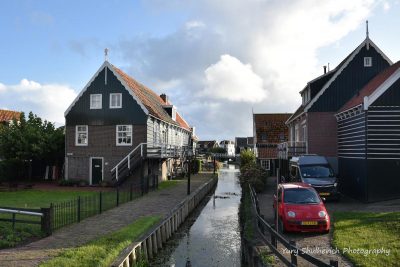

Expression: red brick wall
xmin=307 ymin=112 xmax=337 ymax=157
xmin=66 ymin=124 xmax=146 ymax=182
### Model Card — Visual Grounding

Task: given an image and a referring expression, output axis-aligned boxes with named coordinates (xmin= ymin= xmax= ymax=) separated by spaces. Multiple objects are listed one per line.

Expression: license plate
xmin=319 ymin=192 xmax=330 ymax=196
xmin=301 ymin=221 xmax=318 ymax=225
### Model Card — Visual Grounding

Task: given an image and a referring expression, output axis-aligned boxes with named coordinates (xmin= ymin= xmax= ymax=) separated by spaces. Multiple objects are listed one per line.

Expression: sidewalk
xmin=0 ymin=173 xmax=214 ymax=267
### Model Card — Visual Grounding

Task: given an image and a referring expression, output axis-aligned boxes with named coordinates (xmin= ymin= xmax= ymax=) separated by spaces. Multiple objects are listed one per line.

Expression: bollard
xmin=289 ymin=240 xmax=298 ymax=266
xmin=330 ymin=260 xmax=339 ymax=267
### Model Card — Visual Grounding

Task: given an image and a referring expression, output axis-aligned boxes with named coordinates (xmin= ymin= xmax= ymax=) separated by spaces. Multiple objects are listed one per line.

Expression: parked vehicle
xmin=288 ymin=155 xmax=340 ymax=200
xmin=273 ymin=183 xmax=330 ymax=233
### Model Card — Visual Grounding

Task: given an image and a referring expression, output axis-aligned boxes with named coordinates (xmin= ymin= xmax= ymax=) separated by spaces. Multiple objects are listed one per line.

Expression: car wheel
xmin=278 ymin=218 xmax=285 ymax=234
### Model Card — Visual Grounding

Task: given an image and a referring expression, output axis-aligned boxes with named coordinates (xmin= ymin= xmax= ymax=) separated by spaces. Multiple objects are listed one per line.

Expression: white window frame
xmin=364 ymin=57 xmax=372 ymax=67
xmin=75 ymin=125 xmax=88 ymax=146
xmin=109 ymin=93 xmax=122 ymax=109
xmin=261 ymin=159 xmax=270 ymax=170
xmin=90 ymin=94 xmax=102 ymax=109
xmin=116 ymin=125 xmax=132 ymax=146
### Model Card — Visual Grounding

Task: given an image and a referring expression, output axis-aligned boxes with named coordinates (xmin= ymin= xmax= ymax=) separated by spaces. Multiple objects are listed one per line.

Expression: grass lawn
xmin=40 ymin=216 xmax=161 ymax=267
xmin=158 ymin=179 xmax=184 ymax=190
xmin=0 ymin=190 xmax=97 ymax=249
xmin=333 ymin=212 xmax=400 ymax=267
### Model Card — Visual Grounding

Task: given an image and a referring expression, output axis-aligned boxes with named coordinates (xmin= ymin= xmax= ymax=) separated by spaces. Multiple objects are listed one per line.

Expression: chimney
xmin=160 ymin=93 xmax=168 ymax=104
xmin=323 ymin=66 xmax=327 ymax=74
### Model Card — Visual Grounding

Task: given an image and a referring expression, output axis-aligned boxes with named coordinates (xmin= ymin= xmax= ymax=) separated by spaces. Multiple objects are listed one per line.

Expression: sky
xmin=1 ymin=0 xmax=400 ymax=140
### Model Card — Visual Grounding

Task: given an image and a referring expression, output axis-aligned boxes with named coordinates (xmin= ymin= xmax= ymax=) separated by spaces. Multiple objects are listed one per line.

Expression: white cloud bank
xmin=202 ymin=55 xmax=267 ymax=102
xmin=0 ymin=79 xmax=77 ymax=125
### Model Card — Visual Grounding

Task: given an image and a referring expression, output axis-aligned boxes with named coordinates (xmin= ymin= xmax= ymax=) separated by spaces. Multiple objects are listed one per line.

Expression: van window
xmin=300 ymin=165 xmax=334 ymax=178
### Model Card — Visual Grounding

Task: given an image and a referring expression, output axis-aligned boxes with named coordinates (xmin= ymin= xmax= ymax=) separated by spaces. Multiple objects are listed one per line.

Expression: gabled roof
xmin=339 ymin=61 xmax=400 ymax=113
xmin=304 ymin=37 xmax=392 ymax=112
xmin=0 ymin=109 xmax=21 ymax=122
xmin=288 ymin=37 xmax=392 ymax=124
xmin=65 ymin=61 xmax=193 ymax=132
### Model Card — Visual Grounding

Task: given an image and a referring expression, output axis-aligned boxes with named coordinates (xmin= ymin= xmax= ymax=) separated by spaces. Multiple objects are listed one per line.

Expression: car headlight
xmin=318 ymin=211 xmax=327 ymax=218
xmin=334 ymin=183 xmax=338 ymax=187
xmin=287 ymin=211 xmax=296 ymax=218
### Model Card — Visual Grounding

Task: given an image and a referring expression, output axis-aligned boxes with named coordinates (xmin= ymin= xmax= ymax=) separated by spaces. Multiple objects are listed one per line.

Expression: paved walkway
xmin=0 ymin=174 xmax=214 ymax=267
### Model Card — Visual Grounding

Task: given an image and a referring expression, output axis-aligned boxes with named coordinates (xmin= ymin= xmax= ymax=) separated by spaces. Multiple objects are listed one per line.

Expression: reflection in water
xmin=150 ymin=165 xmax=242 ymax=267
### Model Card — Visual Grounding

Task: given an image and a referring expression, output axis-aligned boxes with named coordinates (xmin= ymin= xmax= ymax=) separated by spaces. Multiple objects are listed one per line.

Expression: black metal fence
xmin=51 ymin=176 xmax=158 ymax=232
xmin=248 ymin=185 xmax=338 ymax=267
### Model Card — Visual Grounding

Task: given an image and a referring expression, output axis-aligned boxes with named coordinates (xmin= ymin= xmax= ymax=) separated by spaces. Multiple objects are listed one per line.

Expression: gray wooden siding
xmin=337 ymin=111 xmax=366 ymax=159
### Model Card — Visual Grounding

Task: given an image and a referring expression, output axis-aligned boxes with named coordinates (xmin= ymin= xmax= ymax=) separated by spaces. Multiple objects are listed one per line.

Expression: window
xmin=261 ymin=133 xmax=267 ymax=141
xmin=90 ymin=94 xmax=102 ymax=109
xmin=364 ymin=57 xmax=372 ymax=67
xmin=75 ymin=125 xmax=88 ymax=146
xmin=261 ymin=159 xmax=270 ymax=170
xmin=110 ymin=93 xmax=122 ymax=108
xmin=116 ymin=125 xmax=132 ymax=146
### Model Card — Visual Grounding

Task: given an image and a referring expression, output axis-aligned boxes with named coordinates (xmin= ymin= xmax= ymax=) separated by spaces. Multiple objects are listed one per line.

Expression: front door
xmin=91 ymin=158 xmax=103 ymax=185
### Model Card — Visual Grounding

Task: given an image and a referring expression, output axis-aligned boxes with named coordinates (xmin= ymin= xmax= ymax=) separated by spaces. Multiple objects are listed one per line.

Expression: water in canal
xmin=150 ymin=164 xmax=242 ymax=267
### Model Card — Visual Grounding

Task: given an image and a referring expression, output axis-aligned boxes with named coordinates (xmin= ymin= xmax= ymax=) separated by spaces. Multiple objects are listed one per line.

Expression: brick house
xmin=0 ymin=109 xmax=21 ymax=125
xmin=335 ymin=61 xmax=400 ymax=202
xmin=283 ymin=35 xmax=392 ymax=172
xmin=253 ymin=113 xmax=292 ymax=174
xmin=64 ymin=61 xmax=194 ymax=185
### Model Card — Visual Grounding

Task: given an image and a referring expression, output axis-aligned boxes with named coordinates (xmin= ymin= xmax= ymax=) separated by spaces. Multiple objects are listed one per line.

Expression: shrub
xmin=240 ymin=150 xmax=256 ymax=168
xmin=193 ymin=159 xmax=202 ymax=173
xmin=239 ymin=162 xmax=267 ymax=192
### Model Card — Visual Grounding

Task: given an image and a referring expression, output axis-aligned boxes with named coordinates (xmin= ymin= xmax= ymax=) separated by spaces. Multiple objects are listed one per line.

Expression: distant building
xmin=235 ymin=137 xmax=254 ymax=154
xmin=0 ymin=109 xmax=21 ymax=125
xmin=253 ymin=113 xmax=291 ymax=174
xmin=219 ymin=140 xmax=235 ymax=156
xmin=197 ymin=140 xmax=219 ymax=154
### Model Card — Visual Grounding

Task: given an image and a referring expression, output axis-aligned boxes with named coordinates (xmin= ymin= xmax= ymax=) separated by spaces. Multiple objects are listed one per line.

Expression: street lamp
xmin=186 ymin=149 xmax=194 ymax=195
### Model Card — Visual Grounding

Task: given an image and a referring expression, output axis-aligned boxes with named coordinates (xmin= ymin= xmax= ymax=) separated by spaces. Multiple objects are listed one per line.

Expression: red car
xmin=273 ymin=183 xmax=330 ymax=233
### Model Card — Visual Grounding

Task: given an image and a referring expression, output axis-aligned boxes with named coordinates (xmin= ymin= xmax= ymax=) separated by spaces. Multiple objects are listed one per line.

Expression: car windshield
xmin=283 ymin=188 xmax=320 ymax=204
xmin=300 ymin=165 xmax=335 ymax=178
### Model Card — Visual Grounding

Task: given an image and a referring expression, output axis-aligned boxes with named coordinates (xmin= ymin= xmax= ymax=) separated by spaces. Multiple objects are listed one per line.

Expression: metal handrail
xmin=111 ymin=143 xmax=146 ymax=173
xmin=0 ymin=208 xmax=43 ymax=217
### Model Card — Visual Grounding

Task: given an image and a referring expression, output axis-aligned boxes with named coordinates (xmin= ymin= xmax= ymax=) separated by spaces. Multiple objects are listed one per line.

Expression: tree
xmin=0 ymin=112 xmax=65 ymax=180
xmin=209 ymin=147 xmax=227 ymax=154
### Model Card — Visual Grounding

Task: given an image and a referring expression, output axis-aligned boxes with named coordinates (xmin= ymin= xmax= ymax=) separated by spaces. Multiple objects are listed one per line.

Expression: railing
xmin=111 ymin=176 xmax=218 ymax=267
xmin=111 ymin=143 xmax=147 ymax=182
xmin=0 ymin=207 xmax=52 ymax=235
xmin=277 ymin=141 xmax=307 ymax=159
xmin=248 ymin=185 xmax=338 ymax=267
xmin=147 ymin=143 xmax=189 ymax=158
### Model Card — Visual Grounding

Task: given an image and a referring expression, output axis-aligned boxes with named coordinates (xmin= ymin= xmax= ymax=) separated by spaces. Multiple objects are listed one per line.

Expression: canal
xmin=150 ymin=164 xmax=242 ymax=266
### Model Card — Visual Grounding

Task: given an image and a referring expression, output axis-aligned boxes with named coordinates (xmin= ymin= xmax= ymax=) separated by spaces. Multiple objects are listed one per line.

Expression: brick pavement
xmin=0 ymin=173 xmax=213 ymax=267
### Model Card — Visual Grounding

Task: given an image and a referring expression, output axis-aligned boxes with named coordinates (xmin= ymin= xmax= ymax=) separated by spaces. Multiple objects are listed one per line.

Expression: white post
xmin=116 ymin=167 xmax=119 ymax=181
xmin=128 ymin=156 xmax=130 ymax=169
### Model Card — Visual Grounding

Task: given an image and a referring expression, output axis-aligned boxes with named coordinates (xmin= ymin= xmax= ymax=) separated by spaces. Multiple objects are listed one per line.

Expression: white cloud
xmin=119 ymin=0 xmax=380 ymax=140
xmin=0 ymin=79 xmax=77 ymax=125
xmin=202 ymin=55 xmax=267 ymax=102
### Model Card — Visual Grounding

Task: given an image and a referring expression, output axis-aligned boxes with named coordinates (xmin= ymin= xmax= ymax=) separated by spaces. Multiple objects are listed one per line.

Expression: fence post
xmin=99 ymin=192 xmax=103 ymax=214
xmin=11 ymin=213 xmax=16 ymax=230
xmin=41 ymin=206 xmax=53 ymax=236
xmin=330 ymin=260 xmax=339 ymax=267
xmin=77 ymin=196 xmax=81 ymax=222
xmin=213 ymin=156 xmax=216 ymax=174
xmin=117 ymin=188 xmax=120 ymax=207
xmin=290 ymin=240 xmax=298 ymax=266
xmin=130 ymin=184 xmax=133 ymax=201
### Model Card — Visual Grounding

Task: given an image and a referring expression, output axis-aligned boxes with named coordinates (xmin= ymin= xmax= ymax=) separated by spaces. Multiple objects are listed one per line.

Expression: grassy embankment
xmin=40 ymin=216 xmax=161 ymax=267
xmin=333 ymin=212 xmax=400 ymax=267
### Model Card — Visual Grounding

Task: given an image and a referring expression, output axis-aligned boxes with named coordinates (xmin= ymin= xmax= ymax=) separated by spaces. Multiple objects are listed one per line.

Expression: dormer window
xmin=162 ymin=105 xmax=177 ymax=121
xmin=302 ymin=88 xmax=311 ymax=105
xmin=171 ymin=107 xmax=176 ymax=121
xmin=364 ymin=57 xmax=372 ymax=67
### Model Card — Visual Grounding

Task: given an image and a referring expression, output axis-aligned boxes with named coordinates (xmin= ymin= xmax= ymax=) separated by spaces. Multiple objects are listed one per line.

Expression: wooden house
xmin=64 ymin=61 xmax=194 ymax=185
xmin=335 ymin=61 xmax=400 ymax=202
xmin=283 ymin=35 xmax=392 ymax=172
xmin=253 ymin=113 xmax=291 ymax=174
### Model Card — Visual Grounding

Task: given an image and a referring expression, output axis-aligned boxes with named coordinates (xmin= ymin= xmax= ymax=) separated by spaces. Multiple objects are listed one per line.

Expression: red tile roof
xmin=0 ymin=109 xmax=21 ymax=122
xmin=339 ymin=61 xmax=400 ymax=112
xmin=113 ymin=65 xmax=192 ymax=131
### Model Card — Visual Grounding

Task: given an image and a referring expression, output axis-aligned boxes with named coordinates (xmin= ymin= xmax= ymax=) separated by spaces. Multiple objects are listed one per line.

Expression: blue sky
xmin=1 ymin=0 xmax=399 ymax=140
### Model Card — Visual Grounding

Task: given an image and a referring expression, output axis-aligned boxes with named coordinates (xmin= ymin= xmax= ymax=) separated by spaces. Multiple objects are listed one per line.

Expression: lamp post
xmin=187 ymin=149 xmax=193 ymax=195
